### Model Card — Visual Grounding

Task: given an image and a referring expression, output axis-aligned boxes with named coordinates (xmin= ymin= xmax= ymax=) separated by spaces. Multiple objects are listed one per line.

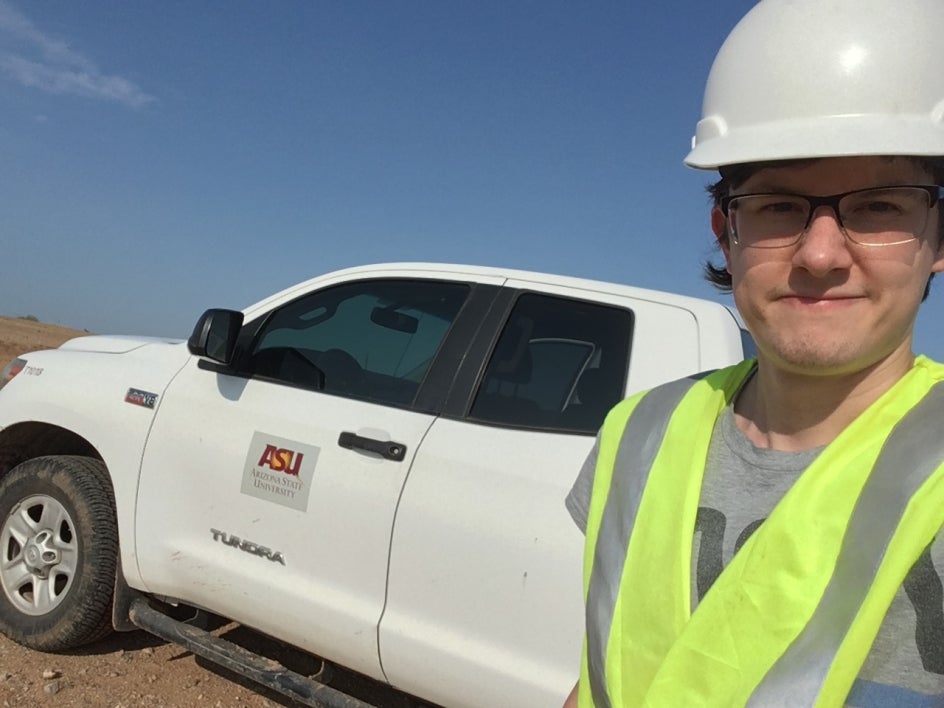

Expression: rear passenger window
xmin=469 ymin=293 xmax=633 ymax=433
xmin=247 ymin=279 xmax=469 ymax=407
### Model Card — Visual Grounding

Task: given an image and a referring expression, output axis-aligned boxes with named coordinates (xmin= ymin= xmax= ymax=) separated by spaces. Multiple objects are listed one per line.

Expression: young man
xmin=564 ymin=1 xmax=944 ymax=705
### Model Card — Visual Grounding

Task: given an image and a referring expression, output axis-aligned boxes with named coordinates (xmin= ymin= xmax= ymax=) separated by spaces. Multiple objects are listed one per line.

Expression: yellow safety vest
xmin=578 ymin=356 xmax=944 ymax=707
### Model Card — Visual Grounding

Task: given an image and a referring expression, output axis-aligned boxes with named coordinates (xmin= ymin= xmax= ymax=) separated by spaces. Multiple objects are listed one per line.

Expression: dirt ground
xmin=0 ymin=317 xmax=90 ymax=366
xmin=0 ymin=317 xmax=428 ymax=708
xmin=0 ymin=618 xmax=426 ymax=708
xmin=0 ymin=626 xmax=305 ymax=707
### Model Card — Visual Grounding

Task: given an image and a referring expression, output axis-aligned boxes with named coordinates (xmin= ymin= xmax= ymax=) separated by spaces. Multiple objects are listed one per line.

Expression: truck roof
xmin=244 ymin=261 xmax=741 ymax=323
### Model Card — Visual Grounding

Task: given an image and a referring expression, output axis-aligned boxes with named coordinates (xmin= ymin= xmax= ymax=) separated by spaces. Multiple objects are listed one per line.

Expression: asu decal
xmin=241 ymin=432 xmax=320 ymax=512
xmin=257 ymin=444 xmax=303 ymax=476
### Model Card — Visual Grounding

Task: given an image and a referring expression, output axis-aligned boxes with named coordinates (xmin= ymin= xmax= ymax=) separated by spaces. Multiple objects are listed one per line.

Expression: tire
xmin=0 ymin=455 xmax=117 ymax=651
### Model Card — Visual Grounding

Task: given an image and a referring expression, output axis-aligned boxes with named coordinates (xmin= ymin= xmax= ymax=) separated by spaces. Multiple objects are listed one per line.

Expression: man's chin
xmin=759 ymin=343 xmax=868 ymax=376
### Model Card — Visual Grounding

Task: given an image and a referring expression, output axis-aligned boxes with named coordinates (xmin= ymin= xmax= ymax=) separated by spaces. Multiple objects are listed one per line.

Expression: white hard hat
xmin=685 ymin=0 xmax=944 ymax=170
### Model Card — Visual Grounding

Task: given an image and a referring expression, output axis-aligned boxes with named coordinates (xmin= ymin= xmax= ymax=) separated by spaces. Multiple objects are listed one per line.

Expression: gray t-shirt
xmin=566 ymin=405 xmax=944 ymax=707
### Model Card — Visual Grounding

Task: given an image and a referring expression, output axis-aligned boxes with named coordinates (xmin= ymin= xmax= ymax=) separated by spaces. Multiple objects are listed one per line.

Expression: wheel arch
xmin=0 ymin=422 xmax=102 ymax=480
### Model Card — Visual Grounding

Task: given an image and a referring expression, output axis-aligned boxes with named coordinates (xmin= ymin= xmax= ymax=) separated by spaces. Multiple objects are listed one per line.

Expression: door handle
xmin=338 ymin=431 xmax=407 ymax=462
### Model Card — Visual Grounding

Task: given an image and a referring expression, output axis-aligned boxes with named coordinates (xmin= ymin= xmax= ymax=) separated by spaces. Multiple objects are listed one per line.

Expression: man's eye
xmin=731 ymin=196 xmax=806 ymax=217
xmin=846 ymin=189 xmax=924 ymax=218
xmin=860 ymin=200 xmax=906 ymax=215
xmin=755 ymin=200 xmax=804 ymax=215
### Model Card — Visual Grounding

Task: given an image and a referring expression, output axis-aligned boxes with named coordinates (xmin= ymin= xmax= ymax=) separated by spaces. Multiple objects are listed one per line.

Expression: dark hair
xmin=703 ymin=157 xmax=944 ymax=300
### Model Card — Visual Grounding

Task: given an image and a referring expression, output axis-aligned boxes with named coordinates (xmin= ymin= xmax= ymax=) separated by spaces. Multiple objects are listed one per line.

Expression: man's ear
xmin=711 ymin=206 xmax=732 ymax=274
xmin=932 ymin=219 xmax=944 ymax=274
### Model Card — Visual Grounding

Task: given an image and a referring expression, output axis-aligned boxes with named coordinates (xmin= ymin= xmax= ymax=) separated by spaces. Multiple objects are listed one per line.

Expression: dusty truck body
xmin=0 ymin=263 xmax=752 ymax=707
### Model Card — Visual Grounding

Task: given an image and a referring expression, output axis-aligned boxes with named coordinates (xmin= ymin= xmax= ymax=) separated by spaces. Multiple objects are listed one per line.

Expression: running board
xmin=128 ymin=598 xmax=374 ymax=708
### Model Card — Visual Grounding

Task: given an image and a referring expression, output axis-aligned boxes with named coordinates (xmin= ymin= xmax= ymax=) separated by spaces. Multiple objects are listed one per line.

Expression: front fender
xmin=0 ymin=342 xmax=193 ymax=589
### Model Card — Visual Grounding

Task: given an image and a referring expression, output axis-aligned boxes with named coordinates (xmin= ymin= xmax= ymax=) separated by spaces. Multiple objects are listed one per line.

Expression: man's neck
xmin=733 ymin=348 xmax=916 ymax=452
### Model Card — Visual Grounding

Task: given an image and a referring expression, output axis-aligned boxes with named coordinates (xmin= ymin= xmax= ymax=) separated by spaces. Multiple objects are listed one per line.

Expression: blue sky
xmin=3 ymin=1 xmax=944 ymax=360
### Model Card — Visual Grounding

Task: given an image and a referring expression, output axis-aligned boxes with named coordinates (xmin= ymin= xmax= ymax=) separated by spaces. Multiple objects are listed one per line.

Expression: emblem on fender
xmin=125 ymin=388 xmax=158 ymax=409
xmin=210 ymin=528 xmax=286 ymax=565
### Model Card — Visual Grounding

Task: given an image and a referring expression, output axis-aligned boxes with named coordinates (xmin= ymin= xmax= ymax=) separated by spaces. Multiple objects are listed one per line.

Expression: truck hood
xmin=57 ymin=334 xmax=186 ymax=354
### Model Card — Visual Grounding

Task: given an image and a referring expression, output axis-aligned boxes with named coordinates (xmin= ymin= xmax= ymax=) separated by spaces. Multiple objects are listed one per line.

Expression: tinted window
xmin=248 ymin=279 xmax=469 ymax=407
xmin=469 ymin=293 xmax=633 ymax=433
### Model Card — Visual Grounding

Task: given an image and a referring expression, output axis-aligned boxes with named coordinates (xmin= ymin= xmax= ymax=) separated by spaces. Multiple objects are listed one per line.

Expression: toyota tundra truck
xmin=0 ymin=263 xmax=753 ymax=707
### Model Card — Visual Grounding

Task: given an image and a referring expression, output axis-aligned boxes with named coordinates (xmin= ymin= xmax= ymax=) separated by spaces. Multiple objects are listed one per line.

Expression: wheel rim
xmin=0 ymin=494 xmax=78 ymax=616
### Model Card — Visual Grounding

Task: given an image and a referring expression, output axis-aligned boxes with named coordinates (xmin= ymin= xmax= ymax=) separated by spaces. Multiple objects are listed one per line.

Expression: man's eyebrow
xmin=735 ymin=182 xmax=798 ymax=194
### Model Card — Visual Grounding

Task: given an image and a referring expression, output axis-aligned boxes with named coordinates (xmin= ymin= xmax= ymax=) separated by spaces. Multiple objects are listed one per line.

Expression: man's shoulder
xmin=602 ymin=361 xmax=756 ymax=434
xmin=914 ymin=354 xmax=944 ymax=382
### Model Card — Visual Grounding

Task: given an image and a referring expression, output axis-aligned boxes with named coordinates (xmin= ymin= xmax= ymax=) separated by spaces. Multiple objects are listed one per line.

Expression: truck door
xmin=380 ymin=287 xmax=636 ymax=708
xmin=134 ymin=276 xmax=477 ymax=682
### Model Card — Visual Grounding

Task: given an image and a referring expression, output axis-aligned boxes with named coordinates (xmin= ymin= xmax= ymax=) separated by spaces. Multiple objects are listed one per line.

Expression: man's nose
xmin=791 ymin=206 xmax=854 ymax=275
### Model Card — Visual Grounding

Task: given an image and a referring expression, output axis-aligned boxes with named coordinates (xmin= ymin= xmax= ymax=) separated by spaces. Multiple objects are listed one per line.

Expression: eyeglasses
xmin=719 ymin=185 xmax=944 ymax=249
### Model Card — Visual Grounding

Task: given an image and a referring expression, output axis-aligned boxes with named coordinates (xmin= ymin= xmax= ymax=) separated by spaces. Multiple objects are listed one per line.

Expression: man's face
xmin=712 ymin=156 xmax=944 ymax=376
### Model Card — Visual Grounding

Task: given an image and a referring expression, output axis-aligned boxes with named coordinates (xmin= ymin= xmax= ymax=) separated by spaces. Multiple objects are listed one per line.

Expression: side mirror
xmin=188 ymin=309 xmax=244 ymax=365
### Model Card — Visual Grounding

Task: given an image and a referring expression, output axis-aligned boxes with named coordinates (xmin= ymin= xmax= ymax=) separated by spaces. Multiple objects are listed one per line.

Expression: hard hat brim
xmin=685 ymin=114 xmax=944 ymax=170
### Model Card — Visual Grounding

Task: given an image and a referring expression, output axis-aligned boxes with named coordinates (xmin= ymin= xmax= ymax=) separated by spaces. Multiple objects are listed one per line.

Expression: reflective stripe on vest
xmin=581 ymin=357 xmax=944 ymax=707
xmin=748 ymin=380 xmax=944 ymax=705
xmin=586 ymin=375 xmax=701 ymax=708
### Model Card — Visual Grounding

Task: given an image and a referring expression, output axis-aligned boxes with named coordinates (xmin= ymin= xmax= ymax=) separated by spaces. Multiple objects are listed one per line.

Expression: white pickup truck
xmin=0 ymin=263 xmax=752 ymax=707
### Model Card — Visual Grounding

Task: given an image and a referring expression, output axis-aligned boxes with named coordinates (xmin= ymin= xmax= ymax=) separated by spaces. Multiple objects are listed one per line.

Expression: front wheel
xmin=0 ymin=455 xmax=117 ymax=650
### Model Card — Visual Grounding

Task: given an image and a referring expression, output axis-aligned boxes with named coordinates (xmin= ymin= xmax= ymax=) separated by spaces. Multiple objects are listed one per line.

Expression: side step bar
xmin=129 ymin=598 xmax=375 ymax=708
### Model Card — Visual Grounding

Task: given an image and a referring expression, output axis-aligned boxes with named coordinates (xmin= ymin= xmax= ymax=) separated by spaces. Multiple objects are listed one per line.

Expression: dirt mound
xmin=0 ymin=316 xmax=90 ymax=367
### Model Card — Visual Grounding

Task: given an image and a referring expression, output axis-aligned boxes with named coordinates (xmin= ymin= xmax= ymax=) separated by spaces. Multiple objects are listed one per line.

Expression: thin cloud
xmin=0 ymin=0 xmax=154 ymax=108
xmin=1 ymin=55 xmax=154 ymax=108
